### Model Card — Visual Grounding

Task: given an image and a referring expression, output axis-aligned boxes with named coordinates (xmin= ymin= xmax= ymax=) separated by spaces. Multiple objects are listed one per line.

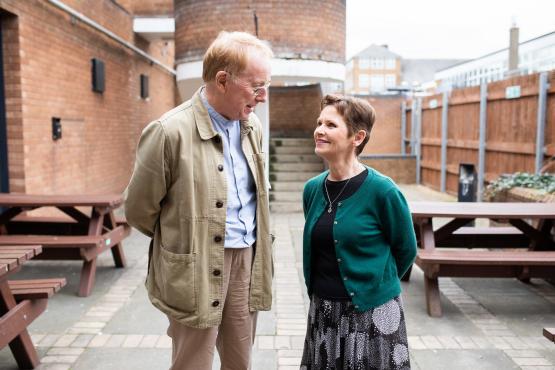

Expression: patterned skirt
xmin=300 ymin=295 xmax=410 ymax=370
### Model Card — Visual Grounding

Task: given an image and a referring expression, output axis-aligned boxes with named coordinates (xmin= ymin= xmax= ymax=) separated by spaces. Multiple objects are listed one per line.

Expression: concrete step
xmin=271 ymin=146 xmax=315 ymax=155
xmin=269 ymin=191 xmax=302 ymax=202
xmin=270 ymin=138 xmax=314 ymax=147
xmin=270 ymin=172 xmax=320 ymax=182
xmin=270 ymin=162 xmax=323 ymax=172
xmin=270 ymin=181 xmax=306 ymax=191
xmin=270 ymin=201 xmax=303 ymax=213
xmin=270 ymin=154 xmax=322 ymax=163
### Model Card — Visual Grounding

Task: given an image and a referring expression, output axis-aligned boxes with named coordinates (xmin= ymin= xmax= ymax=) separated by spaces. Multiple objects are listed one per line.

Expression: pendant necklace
xmin=324 ymin=175 xmax=351 ymax=213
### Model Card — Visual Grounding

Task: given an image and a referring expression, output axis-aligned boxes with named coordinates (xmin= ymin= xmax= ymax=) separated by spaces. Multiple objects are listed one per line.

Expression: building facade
xmin=435 ymin=31 xmax=555 ymax=91
xmin=345 ymin=44 xmax=401 ymax=95
xmin=0 ymin=0 xmax=177 ymax=194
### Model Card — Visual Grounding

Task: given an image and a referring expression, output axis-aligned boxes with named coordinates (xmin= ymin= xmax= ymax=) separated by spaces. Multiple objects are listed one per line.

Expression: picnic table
xmin=408 ymin=201 xmax=555 ymax=317
xmin=0 ymin=245 xmax=66 ymax=369
xmin=0 ymin=194 xmax=130 ymax=296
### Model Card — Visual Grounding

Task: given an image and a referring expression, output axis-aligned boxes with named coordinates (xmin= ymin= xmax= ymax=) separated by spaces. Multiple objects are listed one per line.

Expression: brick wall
xmin=360 ymin=155 xmax=416 ymax=184
xmin=0 ymin=0 xmax=177 ymax=195
xmin=175 ymin=0 xmax=345 ymax=63
xmin=269 ymin=84 xmax=322 ymax=138
xmin=361 ymin=96 xmax=403 ymax=155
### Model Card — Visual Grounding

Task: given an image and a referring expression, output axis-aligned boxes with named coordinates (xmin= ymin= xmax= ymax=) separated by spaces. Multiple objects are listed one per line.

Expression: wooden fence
xmin=404 ymin=70 xmax=555 ymax=198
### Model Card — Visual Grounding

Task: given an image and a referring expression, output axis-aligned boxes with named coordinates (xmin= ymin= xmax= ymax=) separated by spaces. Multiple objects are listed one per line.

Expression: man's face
xmin=222 ymin=52 xmax=271 ymax=121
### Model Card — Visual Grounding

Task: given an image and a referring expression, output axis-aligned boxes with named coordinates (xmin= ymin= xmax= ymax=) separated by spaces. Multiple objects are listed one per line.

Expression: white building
xmin=435 ymin=31 xmax=555 ymax=91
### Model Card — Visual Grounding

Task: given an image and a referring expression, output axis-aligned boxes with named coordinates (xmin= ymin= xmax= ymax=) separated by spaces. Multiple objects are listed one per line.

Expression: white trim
xmin=133 ymin=18 xmax=174 ymax=40
xmin=176 ymin=58 xmax=345 ymax=83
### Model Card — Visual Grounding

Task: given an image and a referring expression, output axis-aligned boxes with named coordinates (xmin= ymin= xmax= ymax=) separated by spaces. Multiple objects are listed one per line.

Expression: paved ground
xmin=1 ymin=184 xmax=554 ymax=369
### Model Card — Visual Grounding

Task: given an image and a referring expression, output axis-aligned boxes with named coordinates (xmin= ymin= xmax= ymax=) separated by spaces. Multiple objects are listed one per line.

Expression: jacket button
xmin=212 ymin=300 xmax=220 ymax=307
xmin=217 ymin=164 xmax=224 ymax=171
xmin=216 ymin=201 xmax=224 ymax=208
xmin=214 ymin=235 xmax=222 ymax=243
xmin=214 ymin=136 xmax=221 ymax=144
xmin=213 ymin=269 xmax=221 ymax=276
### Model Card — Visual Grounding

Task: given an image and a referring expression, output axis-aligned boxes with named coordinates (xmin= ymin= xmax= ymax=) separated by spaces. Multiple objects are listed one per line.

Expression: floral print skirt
xmin=300 ymin=295 xmax=410 ymax=370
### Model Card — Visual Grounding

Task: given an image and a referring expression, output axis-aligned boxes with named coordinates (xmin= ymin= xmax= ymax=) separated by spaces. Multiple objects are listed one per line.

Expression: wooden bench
xmin=544 ymin=328 xmax=555 ymax=344
xmin=415 ymin=250 xmax=555 ymax=317
xmin=0 ymin=222 xmax=130 ymax=296
xmin=8 ymin=278 xmax=67 ymax=301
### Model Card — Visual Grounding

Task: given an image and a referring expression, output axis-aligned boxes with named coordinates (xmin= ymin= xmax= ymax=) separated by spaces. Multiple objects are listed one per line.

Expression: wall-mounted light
xmin=91 ymin=58 xmax=105 ymax=93
xmin=52 ymin=117 xmax=62 ymax=140
xmin=140 ymin=74 xmax=149 ymax=99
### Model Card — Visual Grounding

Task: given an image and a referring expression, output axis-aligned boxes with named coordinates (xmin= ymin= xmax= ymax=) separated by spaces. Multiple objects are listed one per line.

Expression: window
xmin=358 ymin=58 xmax=370 ymax=69
xmin=370 ymin=75 xmax=384 ymax=92
xmin=359 ymin=74 xmax=370 ymax=88
xmin=385 ymin=58 xmax=396 ymax=69
xmin=370 ymin=58 xmax=384 ymax=69
xmin=385 ymin=74 xmax=396 ymax=87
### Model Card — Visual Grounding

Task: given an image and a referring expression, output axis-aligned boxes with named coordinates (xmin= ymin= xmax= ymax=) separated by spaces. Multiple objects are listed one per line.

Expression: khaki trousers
xmin=166 ymin=247 xmax=258 ymax=370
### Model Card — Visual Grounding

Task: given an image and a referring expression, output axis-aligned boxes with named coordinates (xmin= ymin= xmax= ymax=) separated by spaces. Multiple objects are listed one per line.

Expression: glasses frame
xmin=227 ymin=72 xmax=271 ymax=97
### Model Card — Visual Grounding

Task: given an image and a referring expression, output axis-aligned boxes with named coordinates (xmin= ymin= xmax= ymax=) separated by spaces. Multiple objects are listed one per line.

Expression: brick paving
xmin=1 ymin=184 xmax=554 ymax=369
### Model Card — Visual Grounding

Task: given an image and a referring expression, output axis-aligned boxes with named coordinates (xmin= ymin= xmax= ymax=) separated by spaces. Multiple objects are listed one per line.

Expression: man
xmin=124 ymin=31 xmax=273 ymax=370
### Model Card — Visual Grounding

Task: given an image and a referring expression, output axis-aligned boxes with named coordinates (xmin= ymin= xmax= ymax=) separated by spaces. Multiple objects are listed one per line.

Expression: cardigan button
xmin=338 ymin=202 xmax=342 ymax=206
xmin=214 ymin=235 xmax=222 ymax=243
xmin=354 ymin=305 xmax=359 ymax=309
xmin=217 ymin=164 xmax=224 ymax=171
xmin=334 ymin=240 xmax=338 ymax=244
xmin=343 ymin=277 xmax=348 ymax=281
xmin=212 ymin=300 xmax=220 ymax=307
xmin=337 ymin=258 xmax=342 ymax=263
xmin=213 ymin=269 xmax=221 ymax=276
xmin=216 ymin=201 xmax=224 ymax=208
xmin=350 ymin=292 xmax=355 ymax=296
xmin=334 ymin=221 xmax=338 ymax=225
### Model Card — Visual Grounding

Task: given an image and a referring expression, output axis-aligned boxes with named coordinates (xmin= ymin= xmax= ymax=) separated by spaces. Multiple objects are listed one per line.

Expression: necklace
xmin=324 ymin=175 xmax=351 ymax=213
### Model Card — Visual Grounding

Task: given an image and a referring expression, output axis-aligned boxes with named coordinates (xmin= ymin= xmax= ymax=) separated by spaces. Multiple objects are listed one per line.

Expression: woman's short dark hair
xmin=321 ymin=94 xmax=376 ymax=155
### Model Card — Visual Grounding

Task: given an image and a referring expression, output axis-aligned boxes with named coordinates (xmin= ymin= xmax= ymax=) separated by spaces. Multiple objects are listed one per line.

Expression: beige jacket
xmin=124 ymin=88 xmax=272 ymax=329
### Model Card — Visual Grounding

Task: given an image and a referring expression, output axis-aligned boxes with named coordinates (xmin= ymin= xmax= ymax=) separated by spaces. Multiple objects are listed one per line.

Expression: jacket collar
xmin=192 ymin=87 xmax=254 ymax=141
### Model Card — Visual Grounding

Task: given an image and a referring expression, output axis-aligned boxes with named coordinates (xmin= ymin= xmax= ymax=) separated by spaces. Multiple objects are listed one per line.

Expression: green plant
xmin=484 ymin=172 xmax=555 ymax=200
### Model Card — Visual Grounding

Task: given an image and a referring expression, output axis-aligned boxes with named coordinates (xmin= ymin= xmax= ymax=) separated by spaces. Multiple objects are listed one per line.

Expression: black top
xmin=311 ymin=168 xmax=369 ymax=300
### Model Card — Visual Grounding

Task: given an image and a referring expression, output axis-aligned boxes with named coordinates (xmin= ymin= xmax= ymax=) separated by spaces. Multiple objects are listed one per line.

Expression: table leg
xmin=424 ymin=274 xmax=442 ymax=317
xmin=105 ymin=213 xmax=126 ymax=268
xmin=78 ymin=258 xmax=97 ymax=297
xmin=0 ymin=282 xmax=43 ymax=369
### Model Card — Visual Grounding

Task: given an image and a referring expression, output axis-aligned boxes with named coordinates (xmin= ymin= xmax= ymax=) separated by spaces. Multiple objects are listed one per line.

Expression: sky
xmin=346 ymin=0 xmax=555 ymax=60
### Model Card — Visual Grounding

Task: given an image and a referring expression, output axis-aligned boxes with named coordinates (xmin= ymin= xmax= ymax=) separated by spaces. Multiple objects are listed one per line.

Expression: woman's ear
xmin=353 ymin=129 xmax=367 ymax=148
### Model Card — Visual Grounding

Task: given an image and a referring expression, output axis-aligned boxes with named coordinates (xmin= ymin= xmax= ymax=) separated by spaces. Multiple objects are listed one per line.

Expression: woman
xmin=301 ymin=94 xmax=417 ymax=370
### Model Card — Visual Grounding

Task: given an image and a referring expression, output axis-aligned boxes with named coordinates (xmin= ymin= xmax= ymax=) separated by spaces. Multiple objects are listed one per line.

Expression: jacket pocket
xmin=156 ymin=246 xmax=196 ymax=313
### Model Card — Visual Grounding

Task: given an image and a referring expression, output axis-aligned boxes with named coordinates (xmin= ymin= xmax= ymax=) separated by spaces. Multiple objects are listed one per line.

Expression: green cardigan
xmin=303 ymin=166 xmax=417 ymax=311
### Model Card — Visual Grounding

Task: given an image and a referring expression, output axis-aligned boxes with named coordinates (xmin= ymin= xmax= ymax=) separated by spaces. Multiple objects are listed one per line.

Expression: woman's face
xmin=314 ymin=105 xmax=355 ymax=160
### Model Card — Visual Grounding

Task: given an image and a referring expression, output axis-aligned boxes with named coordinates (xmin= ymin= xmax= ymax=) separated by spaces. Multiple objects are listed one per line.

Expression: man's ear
xmin=353 ymin=129 xmax=367 ymax=147
xmin=215 ymin=71 xmax=228 ymax=92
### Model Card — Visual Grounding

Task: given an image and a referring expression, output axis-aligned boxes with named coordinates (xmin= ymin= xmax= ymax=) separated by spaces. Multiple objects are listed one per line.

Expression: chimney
xmin=508 ymin=21 xmax=519 ymax=74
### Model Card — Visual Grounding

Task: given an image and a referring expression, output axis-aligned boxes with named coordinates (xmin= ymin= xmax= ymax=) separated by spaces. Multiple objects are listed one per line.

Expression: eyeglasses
xmin=228 ymin=72 xmax=271 ymax=97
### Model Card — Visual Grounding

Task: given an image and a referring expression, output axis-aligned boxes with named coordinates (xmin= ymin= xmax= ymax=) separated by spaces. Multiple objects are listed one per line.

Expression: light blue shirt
xmin=201 ymin=91 xmax=257 ymax=248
